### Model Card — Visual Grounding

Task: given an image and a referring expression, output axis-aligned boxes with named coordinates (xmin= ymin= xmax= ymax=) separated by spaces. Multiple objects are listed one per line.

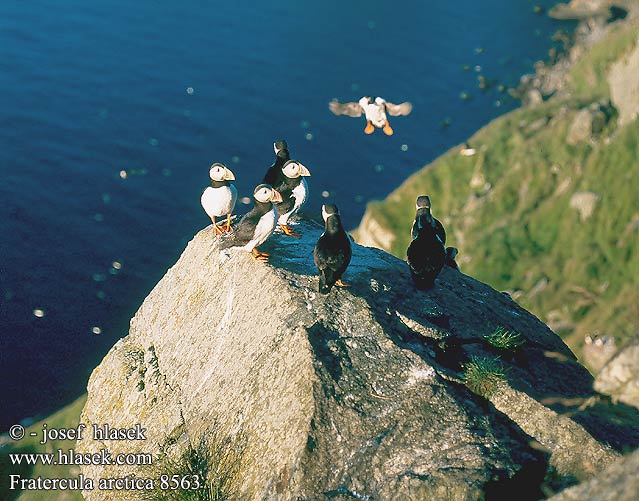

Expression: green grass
xmin=463 ymin=356 xmax=507 ymax=398
xmin=484 ymin=327 xmax=525 ymax=351
xmin=0 ymin=396 xmax=86 ymax=501
xmin=354 ymin=20 xmax=639 ymax=357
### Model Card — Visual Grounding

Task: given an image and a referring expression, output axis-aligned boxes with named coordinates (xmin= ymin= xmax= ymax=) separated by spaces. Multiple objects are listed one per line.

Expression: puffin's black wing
xmin=432 ymin=218 xmax=446 ymax=245
xmin=329 ymin=101 xmax=363 ymax=117
xmin=406 ymin=233 xmax=445 ymax=289
xmin=263 ymin=166 xmax=283 ymax=186
xmin=384 ymin=101 xmax=413 ymax=116
xmin=220 ymin=208 xmax=261 ymax=249
xmin=314 ymin=232 xmax=352 ymax=294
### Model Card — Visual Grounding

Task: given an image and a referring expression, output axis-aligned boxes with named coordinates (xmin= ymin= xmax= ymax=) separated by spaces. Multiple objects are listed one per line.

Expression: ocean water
xmin=0 ymin=0 xmax=568 ymax=430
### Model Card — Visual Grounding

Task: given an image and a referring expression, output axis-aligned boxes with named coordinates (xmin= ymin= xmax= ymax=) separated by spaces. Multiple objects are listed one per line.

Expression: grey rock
xmin=549 ymin=448 xmax=639 ymax=501
xmin=595 ymin=339 xmax=639 ymax=409
xmin=570 ymin=191 xmax=601 ymax=221
xmin=567 ymin=107 xmax=608 ymax=145
xmin=78 ymin=219 xmax=629 ymax=500
xmin=608 ymin=34 xmax=639 ymax=127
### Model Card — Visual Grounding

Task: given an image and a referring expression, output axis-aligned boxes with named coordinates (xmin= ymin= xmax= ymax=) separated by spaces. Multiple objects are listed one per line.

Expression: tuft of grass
xmin=141 ymin=428 xmax=247 ymax=501
xmin=464 ymin=356 xmax=507 ymax=398
xmin=484 ymin=327 xmax=525 ymax=350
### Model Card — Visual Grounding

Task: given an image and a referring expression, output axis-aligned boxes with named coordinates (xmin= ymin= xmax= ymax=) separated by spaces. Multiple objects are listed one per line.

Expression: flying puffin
xmin=273 ymin=159 xmax=311 ymax=238
xmin=262 ymin=140 xmax=290 ymax=186
xmin=314 ymin=204 xmax=352 ymax=294
xmin=406 ymin=196 xmax=446 ymax=290
xmin=329 ymin=96 xmax=412 ymax=136
xmin=200 ymin=163 xmax=238 ymax=235
xmin=219 ymin=184 xmax=282 ymax=262
xmin=412 ymin=195 xmax=445 ymax=245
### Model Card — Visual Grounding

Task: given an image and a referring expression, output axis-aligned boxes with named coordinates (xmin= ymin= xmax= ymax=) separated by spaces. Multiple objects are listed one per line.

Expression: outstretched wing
xmin=384 ymin=101 xmax=413 ymax=116
xmin=329 ymin=100 xmax=363 ymax=117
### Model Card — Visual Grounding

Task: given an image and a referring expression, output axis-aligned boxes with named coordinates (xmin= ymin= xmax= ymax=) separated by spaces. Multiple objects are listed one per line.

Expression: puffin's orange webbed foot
xmin=280 ymin=224 xmax=301 ymax=238
xmin=336 ymin=279 xmax=349 ymax=287
xmin=223 ymin=215 xmax=234 ymax=232
xmin=251 ymin=248 xmax=270 ymax=262
xmin=364 ymin=121 xmax=375 ymax=134
xmin=212 ymin=219 xmax=224 ymax=235
xmin=382 ymin=122 xmax=394 ymax=136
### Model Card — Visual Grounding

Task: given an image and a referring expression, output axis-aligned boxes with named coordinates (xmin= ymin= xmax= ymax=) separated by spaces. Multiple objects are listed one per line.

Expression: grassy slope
xmin=355 ymin=19 xmax=639 ymax=354
xmin=1 ymin=396 xmax=85 ymax=501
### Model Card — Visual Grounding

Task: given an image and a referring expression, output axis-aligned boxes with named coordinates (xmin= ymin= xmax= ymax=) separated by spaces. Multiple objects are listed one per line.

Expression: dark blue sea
xmin=0 ymin=0 xmax=569 ymax=430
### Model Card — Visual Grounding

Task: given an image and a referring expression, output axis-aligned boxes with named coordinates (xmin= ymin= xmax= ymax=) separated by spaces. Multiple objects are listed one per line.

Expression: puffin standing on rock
xmin=262 ymin=140 xmax=290 ymax=186
xmin=219 ymin=184 xmax=282 ymax=262
xmin=200 ymin=163 xmax=238 ymax=235
xmin=412 ymin=195 xmax=445 ymax=244
xmin=273 ymin=160 xmax=311 ymax=238
xmin=407 ymin=195 xmax=446 ymax=290
xmin=329 ymin=96 xmax=412 ymax=136
xmin=314 ymin=204 xmax=352 ymax=294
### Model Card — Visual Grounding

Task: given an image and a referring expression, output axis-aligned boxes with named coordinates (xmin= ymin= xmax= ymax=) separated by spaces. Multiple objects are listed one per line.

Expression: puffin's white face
xmin=209 ymin=164 xmax=235 ymax=182
xmin=254 ymin=185 xmax=283 ymax=203
xmin=321 ymin=204 xmax=339 ymax=222
xmin=415 ymin=196 xmax=431 ymax=210
xmin=282 ymin=161 xmax=311 ymax=179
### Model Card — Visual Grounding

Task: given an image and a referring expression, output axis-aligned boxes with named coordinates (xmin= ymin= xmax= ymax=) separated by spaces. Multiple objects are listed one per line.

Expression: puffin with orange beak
xmin=201 ymin=162 xmax=238 ymax=235
xmin=219 ymin=184 xmax=283 ymax=262
xmin=273 ymin=159 xmax=311 ymax=238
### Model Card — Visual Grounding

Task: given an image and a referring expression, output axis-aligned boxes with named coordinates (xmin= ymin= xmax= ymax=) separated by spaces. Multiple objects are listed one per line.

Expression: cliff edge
xmin=77 ymin=219 xmax=638 ymax=500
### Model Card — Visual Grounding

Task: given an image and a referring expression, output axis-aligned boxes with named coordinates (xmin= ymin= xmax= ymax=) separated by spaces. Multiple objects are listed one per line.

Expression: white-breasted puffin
xmin=406 ymin=196 xmax=446 ymax=290
xmin=262 ymin=140 xmax=290 ymax=186
xmin=200 ymin=163 xmax=238 ymax=235
xmin=411 ymin=195 xmax=445 ymax=245
xmin=329 ymin=96 xmax=412 ymax=136
xmin=314 ymin=204 xmax=352 ymax=294
xmin=219 ymin=184 xmax=282 ymax=262
xmin=272 ymin=159 xmax=311 ymax=238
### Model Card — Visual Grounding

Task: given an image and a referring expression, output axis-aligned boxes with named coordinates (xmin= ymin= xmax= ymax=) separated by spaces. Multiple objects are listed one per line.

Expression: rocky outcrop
xmin=594 ymin=339 xmax=639 ymax=409
xmin=608 ymin=34 xmax=639 ymax=126
xmin=549 ymin=1 xmax=629 ymax=20
xmin=549 ymin=448 xmax=639 ymax=500
xmin=78 ymin=219 xmax=637 ymax=500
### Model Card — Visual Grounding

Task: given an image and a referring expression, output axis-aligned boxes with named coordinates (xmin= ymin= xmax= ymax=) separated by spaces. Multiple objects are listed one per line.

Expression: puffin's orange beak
xmin=270 ymin=189 xmax=283 ymax=203
xmin=299 ymin=164 xmax=311 ymax=177
xmin=223 ymin=167 xmax=235 ymax=181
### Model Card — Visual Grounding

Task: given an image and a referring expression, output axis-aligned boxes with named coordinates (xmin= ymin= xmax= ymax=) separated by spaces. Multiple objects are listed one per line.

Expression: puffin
xmin=273 ymin=159 xmax=311 ymax=238
xmin=219 ymin=184 xmax=282 ymax=262
xmin=412 ymin=195 xmax=445 ymax=245
xmin=200 ymin=163 xmax=238 ymax=235
xmin=329 ymin=96 xmax=412 ymax=136
xmin=262 ymin=140 xmax=290 ymax=186
xmin=445 ymin=247 xmax=459 ymax=270
xmin=314 ymin=204 xmax=352 ymax=294
xmin=406 ymin=196 xmax=446 ymax=290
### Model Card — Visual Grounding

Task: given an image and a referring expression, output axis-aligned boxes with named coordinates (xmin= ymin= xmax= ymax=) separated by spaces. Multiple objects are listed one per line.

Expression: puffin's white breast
xmin=201 ymin=185 xmax=238 ymax=218
xmin=243 ymin=208 xmax=276 ymax=251
xmin=278 ymin=179 xmax=308 ymax=225
xmin=362 ymin=103 xmax=387 ymax=127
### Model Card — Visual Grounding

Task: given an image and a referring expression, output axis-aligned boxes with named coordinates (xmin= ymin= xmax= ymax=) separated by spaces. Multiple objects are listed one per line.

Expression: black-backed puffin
xmin=200 ymin=163 xmax=238 ymax=235
xmin=445 ymin=247 xmax=459 ymax=270
xmin=262 ymin=140 xmax=290 ymax=186
xmin=412 ymin=195 xmax=445 ymax=245
xmin=406 ymin=196 xmax=446 ymax=290
xmin=219 ymin=184 xmax=282 ymax=262
xmin=314 ymin=204 xmax=352 ymax=294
